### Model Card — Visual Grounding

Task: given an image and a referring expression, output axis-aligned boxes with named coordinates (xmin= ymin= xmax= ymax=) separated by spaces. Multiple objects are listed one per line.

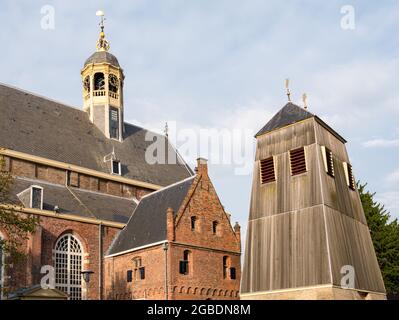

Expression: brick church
xmin=0 ymin=19 xmax=241 ymax=300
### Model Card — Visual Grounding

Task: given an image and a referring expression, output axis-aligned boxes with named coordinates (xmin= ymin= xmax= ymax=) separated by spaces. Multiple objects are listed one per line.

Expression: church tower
xmin=241 ymin=100 xmax=386 ymax=300
xmin=81 ymin=12 xmax=125 ymax=141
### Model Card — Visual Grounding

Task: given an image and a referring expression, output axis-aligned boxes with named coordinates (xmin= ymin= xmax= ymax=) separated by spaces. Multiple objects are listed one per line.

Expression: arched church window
xmin=54 ymin=234 xmax=83 ymax=300
xmin=109 ymin=74 xmax=119 ymax=93
xmin=83 ymin=76 xmax=91 ymax=92
xmin=94 ymin=72 xmax=105 ymax=90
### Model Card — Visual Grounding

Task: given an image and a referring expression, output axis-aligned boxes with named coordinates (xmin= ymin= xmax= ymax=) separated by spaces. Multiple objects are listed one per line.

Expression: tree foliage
xmin=359 ymin=183 xmax=399 ymax=294
xmin=0 ymin=157 xmax=39 ymax=261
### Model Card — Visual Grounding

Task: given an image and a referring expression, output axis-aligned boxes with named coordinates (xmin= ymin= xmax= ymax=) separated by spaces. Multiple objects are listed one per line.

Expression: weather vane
xmin=96 ymin=10 xmax=110 ymax=52
xmin=96 ymin=10 xmax=106 ymax=32
xmin=164 ymin=122 xmax=169 ymax=139
xmin=285 ymin=78 xmax=291 ymax=102
xmin=302 ymin=93 xmax=308 ymax=110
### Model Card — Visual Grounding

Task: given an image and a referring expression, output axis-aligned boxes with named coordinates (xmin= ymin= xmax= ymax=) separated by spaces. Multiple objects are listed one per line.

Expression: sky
xmin=1 ymin=0 xmax=398 ymax=240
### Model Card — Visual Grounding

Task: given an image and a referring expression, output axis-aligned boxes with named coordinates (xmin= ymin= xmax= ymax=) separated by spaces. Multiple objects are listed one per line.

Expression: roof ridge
xmin=0 ymin=82 xmax=84 ymax=113
xmin=0 ymin=82 xmax=147 ymax=129
xmin=140 ymin=175 xmax=196 ymax=201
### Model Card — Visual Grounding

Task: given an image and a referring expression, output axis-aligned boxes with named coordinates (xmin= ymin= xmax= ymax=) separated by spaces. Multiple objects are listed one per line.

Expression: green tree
xmin=0 ymin=157 xmax=39 ymax=260
xmin=359 ymin=183 xmax=399 ymax=294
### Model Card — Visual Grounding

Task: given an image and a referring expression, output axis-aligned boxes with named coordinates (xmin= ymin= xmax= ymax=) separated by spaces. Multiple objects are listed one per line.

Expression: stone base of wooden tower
xmin=240 ymin=285 xmax=386 ymax=300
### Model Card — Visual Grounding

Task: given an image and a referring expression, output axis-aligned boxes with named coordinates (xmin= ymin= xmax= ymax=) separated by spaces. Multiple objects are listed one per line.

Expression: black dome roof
xmin=84 ymin=51 xmax=120 ymax=67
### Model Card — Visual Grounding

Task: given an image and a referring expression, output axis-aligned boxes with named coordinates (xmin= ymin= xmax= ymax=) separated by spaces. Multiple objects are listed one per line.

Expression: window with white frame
xmin=111 ymin=159 xmax=121 ymax=175
xmin=54 ymin=234 xmax=83 ymax=300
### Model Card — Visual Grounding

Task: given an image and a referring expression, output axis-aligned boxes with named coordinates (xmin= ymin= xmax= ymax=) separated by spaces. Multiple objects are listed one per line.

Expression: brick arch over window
xmin=54 ymin=233 xmax=83 ymax=300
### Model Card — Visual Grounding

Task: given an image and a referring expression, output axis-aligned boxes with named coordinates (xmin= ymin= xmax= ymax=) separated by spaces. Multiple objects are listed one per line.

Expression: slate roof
xmin=84 ymin=51 xmax=120 ymax=67
xmin=108 ymin=176 xmax=196 ymax=255
xmin=10 ymin=177 xmax=136 ymax=224
xmin=0 ymin=83 xmax=193 ymax=187
xmin=255 ymin=102 xmax=347 ymax=143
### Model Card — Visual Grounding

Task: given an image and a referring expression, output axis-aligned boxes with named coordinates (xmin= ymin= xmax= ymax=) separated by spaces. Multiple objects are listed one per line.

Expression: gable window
xmin=290 ymin=147 xmax=307 ymax=176
xmin=223 ymin=256 xmax=230 ymax=279
xmin=127 ymin=270 xmax=133 ymax=283
xmin=112 ymin=159 xmax=121 ymax=175
xmin=191 ymin=217 xmax=197 ymax=231
xmin=180 ymin=250 xmax=191 ymax=275
xmin=139 ymin=267 xmax=145 ymax=280
xmin=132 ymin=257 xmax=142 ymax=281
xmin=230 ymin=267 xmax=237 ymax=280
xmin=260 ymin=157 xmax=275 ymax=184
xmin=321 ymin=146 xmax=334 ymax=177
xmin=31 ymin=186 xmax=43 ymax=210
xmin=109 ymin=107 xmax=120 ymax=140
xmin=343 ymin=162 xmax=356 ymax=190
xmin=212 ymin=221 xmax=218 ymax=235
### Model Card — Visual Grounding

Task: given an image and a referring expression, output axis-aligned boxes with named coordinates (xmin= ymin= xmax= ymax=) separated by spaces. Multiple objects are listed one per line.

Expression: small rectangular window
xmin=139 ymin=267 xmax=145 ymax=280
xmin=109 ymin=107 xmax=120 ymax=140
xmin=112 ymin=160 xmax=121 ymax=175
xmin=321 ymin=146 xmax=334 ymax=177
xmin=190 ymin=217 xmax=197 ymax=231
xmin=343 ymin=162 xmax=356 ymax=190
xmin=31 ymin=186 xmax=43 ymax=210
xmin=127 ymin=270 xmax=133 ymax=283
xmin=230 ymin=267 xmax=236 ymax=280
xmin=179 ymin=261 xmax=188 ymax=275
xmin=290 ymin=147 xmax=307 ymax=176
xmin=260 ymin=157 xmax=275 ymax=184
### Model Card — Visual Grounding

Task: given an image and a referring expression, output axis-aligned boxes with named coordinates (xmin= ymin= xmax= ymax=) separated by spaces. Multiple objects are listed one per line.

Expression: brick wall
xmin=5 ymin=156 xmax=152 ymax=200
xmin=1 ymin=214 xmax=121 ymax=300
xmin=104 ymin=159 xmax=241 ymax=300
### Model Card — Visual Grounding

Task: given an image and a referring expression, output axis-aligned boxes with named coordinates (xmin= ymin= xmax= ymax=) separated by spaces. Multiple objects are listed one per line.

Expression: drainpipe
xmin=98 ymin=223 xmax=103 ymax=300
xmin=163 ymin=242 xmax=169 ymax=300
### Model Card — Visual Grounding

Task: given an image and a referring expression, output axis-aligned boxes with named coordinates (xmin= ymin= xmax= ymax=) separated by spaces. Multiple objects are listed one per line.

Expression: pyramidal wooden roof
xmin=255 ymin=102 xmax=346 ymax=143
xmin=255 ymin=102 xmax=314 ymax=137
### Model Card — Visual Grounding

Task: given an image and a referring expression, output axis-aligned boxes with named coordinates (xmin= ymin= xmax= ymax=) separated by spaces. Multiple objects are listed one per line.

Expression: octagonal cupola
xmin=81 ymin=11 xmax=125 ymax=141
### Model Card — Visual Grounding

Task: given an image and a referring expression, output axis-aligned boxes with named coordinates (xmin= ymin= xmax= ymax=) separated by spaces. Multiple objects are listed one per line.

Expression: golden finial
xmin=285 ymin=78 xmax=291 ymax=102
xmin=302 ymin=93 xmax=308 ymax=110
xmin=96 ymin=10 xmax=110 ymax=52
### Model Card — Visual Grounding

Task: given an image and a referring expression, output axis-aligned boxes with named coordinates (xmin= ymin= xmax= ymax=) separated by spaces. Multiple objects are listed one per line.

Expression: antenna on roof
xmin=302 ymin=93 xmax=308 ymax=110
xmin=285 ymin=78 xmax=291 ymax=102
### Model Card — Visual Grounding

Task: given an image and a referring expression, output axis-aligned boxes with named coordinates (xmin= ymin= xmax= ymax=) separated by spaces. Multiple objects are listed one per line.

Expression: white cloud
xmin=376 ymin=192 xmax=399 ymax=220
xmin=384 ymin=169 xmax=399 ymax=184
xmin=363 ymin=138 xmax=399 ymax=148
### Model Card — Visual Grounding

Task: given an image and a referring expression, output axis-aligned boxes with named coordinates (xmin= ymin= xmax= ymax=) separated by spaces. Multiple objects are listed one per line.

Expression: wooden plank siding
xmin=325 ymin=207 xmax=386 ymax=293
xmin=241 ymin=206 xmax=330 ymax=292
xmin=242 ymin=116 xmax=386 ymax=296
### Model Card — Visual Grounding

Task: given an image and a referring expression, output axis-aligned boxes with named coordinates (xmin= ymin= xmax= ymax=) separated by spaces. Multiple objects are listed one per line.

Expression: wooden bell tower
xmin=241 ymin=102 xmax=386 ymax=300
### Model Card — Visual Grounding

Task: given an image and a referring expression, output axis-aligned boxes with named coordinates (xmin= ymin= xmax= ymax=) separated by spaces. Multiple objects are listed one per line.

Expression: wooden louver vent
xmin=260 ymin=157 xmax=275 ymax=184
xmin=290 ymin=147 xmax=307 ymax=176
xmin=344 ymin=162 xmax=356 ymax=190
xmin=322 ymin=146 xmax=334 ymax=177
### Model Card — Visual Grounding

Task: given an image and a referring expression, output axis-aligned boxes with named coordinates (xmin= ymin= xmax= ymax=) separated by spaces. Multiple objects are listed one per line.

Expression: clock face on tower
xmin=109 ymin=74 xmax=119 ymax=93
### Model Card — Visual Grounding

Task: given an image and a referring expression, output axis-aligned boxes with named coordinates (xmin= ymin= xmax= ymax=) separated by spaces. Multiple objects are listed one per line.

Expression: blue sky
xmin=1 ymin=0 xmax=399 ymax=236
